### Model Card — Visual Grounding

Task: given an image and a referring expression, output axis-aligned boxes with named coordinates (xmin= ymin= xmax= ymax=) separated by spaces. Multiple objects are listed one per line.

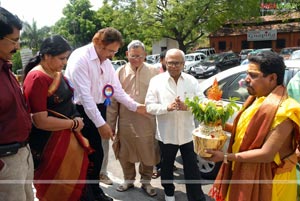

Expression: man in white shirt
xmin=65 ymin=27 xmax=145 ymax=201
xmin=145 ymin=49 xmax=206 ymax=201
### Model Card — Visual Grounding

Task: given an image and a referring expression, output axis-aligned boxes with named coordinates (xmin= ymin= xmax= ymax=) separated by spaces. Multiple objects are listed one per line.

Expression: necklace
xmin=40 ymin=64 xmax=57 ymax=78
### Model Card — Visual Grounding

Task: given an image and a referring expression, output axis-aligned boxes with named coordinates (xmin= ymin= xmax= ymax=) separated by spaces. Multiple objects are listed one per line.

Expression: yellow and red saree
xmin=25 ymin=72 xmax=92 ymax=201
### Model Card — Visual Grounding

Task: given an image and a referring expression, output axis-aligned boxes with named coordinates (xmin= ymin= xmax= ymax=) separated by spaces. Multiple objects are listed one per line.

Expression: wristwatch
xmin=223 ymin=152 xmax=228 ymax=164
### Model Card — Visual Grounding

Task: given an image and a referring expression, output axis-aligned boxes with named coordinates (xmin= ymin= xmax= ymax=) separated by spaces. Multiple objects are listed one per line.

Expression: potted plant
xmin=185 ymin=79 xmax=240 ymax=157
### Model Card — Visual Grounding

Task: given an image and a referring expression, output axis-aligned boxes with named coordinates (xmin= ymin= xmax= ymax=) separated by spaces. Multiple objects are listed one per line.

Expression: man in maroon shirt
xmin=0 ymin=7 xmax=34 ymax=201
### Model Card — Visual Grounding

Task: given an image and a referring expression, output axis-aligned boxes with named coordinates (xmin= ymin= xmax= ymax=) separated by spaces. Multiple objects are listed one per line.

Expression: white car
xmin=184 ymin=52 xmax=206 ymax=72
xmin=197 ymin=60 xmax=300 ymax=179
xmin=111 ymin=60 xmax=127 ymax=70
xmin=290 ymin=50 xmax=300 ymax=60
xmin=146 ymin=54 xmax=160 ymax=64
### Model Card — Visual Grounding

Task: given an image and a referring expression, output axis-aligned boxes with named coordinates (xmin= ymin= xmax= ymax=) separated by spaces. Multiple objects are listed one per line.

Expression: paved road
xmin=101 ymin=140 xmax=215 ymax=201
xmin=100 ymin=78 xmax=214 ymax=201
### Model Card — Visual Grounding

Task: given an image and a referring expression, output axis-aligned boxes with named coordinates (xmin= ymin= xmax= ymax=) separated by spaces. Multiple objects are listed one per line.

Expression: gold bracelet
xmin=224 ymin=152 xmax=228 ymax=164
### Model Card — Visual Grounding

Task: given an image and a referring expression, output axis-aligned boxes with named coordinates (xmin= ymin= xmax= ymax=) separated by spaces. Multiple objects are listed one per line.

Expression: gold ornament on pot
xmin=185 ymin=78 xmax=240 ymax=157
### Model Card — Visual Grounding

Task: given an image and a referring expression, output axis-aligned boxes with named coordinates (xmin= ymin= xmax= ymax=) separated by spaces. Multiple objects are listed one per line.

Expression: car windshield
xmin=241 ymin=49 xmax=253 ymax=54
xmin=185 ymin=55 xmax=195 ymax=61
xmin=204 ymin=54 xmax=222 ymax=62
xmin=280 ymin=49 xmax=293 ymax=54
xmin=291 ymin=51 xmax=300 ymax=59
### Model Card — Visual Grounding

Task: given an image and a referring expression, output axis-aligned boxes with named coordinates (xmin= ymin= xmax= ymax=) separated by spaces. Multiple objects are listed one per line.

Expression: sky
xmin=0 ymin=0 xmax=103 ymax=28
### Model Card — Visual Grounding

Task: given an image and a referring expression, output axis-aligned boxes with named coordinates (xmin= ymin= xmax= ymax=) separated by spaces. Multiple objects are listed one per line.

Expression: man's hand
xmin=167 ymin=101 xmax=177 ymax=111
xmin=136 ymin=104 xmax=147 ymax=115
xmin=175 ymin=96 xmax=188 ymax=111
xmin=98 ymin=123 xmax=114 ymax=140
xmin=167 ymin=96 xmax=187 ymax=111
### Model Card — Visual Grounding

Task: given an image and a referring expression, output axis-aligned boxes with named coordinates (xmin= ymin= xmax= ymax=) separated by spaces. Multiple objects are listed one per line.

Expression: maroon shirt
xmin=0 ymin=59 xmax=31 ymax=144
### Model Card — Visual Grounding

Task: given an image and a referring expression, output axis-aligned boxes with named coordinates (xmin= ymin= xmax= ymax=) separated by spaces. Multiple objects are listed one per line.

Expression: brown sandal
xmin=152 ymin=169 xmax=161 ymax=179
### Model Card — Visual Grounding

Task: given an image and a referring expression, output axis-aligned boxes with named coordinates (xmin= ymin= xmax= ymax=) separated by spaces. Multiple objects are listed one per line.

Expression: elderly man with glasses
xmin=106 ymin=40 xmax=160 ymax=197
xmin=145 ymin=48 xmax=206 ymax=201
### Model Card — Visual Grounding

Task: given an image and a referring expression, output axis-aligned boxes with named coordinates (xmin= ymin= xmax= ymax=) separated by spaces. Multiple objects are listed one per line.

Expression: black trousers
xmin=76 ymin=104 xmax=106 ymax=196
xmin=158 ymin=141 xmax=205 ymax=201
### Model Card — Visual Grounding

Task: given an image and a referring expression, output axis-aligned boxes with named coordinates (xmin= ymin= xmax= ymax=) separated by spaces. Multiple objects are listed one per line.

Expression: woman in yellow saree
xmin=23 ymin=35 xmax=92 ymax=201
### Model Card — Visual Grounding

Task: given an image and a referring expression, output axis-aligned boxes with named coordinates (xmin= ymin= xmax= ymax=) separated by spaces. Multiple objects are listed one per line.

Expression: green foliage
xmin=105 ymin=0 xmax=261 ymax=53
xmin=52 ymin=0 xmax=99 ymax=48
xmin=185 ymin=96 xmax=240 ymax=125
xmin=17 ymin=0 xmax=265 ymax=57
xmin=21 ymin=20 xmax=50 ymax=52
xmin=11 ymin=51 xmax=22 ymax=74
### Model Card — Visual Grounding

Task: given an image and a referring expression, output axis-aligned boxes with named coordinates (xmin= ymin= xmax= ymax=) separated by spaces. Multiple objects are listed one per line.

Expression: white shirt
xmin=145 ymin=72 xmax=201 ymax=145
xmin=65 ymin=43 xmax=137 ymax=128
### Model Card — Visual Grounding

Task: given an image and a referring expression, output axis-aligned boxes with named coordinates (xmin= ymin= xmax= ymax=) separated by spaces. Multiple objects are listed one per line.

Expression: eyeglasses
xmin=3 ymin=37 xmax=21 ymax=46
xmin=166 ymin=61 xmax=184 ymax=67
xmin=103 ymin=47 xmax=118 ymax=54
xmin=128 ymin=55 xmax=145 ymax=60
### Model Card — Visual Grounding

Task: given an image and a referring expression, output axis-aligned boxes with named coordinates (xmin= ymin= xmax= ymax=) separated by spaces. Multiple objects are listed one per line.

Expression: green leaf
xmin=185 ymin=96 xmax=240 ymax=125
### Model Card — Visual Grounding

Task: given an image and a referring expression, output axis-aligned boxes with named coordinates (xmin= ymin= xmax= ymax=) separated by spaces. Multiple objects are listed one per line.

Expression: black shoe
xmin=95 ymin=192 xmax=113 ymax=201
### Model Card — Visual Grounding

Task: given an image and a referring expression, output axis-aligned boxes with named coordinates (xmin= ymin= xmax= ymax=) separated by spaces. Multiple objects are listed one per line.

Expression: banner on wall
xmin=247 ymin=30 xmax=277 ymax=41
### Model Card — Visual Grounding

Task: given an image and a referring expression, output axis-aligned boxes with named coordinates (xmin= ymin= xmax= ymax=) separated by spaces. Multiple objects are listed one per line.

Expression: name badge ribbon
xmin=103 ymin=84 xmax=114 ymax=106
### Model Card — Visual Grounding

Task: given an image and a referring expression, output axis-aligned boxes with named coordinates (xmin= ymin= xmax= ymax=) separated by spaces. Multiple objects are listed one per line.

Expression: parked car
xmin=189 ymin=52 xmax=240 ymax=78
xmin=146 ymin=54 xmax=160 ymax=64
xmin=240 ymin=48 xmax=275 ymax=65
xmin=249 ymin=48 xmax=274 ymax=56
xmin=111 ymin=60 xmax=127 ymax=70
xmin=289 ymin=49 xmax=300 ymax=60
xmin=239 ymin=49 xmax=254 ymax=61
xmin=197 ymin=59 xmax=300 ymax=179
xmin=184 ymin=52 xmax=206 ymax=72
xmin=195 ymin=47 xmax=216 ymax=57
xmin=279 ymin=47 xmax=300 ymax=60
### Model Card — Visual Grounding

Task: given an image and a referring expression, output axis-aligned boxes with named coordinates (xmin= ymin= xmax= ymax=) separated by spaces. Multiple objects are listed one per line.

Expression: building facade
xmin=209 ymin=12 xmax=300 ymax=53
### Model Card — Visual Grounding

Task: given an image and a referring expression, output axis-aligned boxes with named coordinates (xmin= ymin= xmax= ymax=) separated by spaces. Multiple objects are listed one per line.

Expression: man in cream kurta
xmin=106 ymin=40 xmax=160 ymax=196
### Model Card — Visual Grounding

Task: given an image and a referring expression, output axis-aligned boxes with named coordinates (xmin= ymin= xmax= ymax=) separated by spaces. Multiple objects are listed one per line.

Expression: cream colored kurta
xmin=106 ymin=63 xmax=160 ymax=165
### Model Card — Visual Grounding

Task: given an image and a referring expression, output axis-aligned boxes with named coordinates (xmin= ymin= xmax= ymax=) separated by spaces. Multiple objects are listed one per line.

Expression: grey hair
xmin=166 ymin=48 xmax=185 ymax=61
xmin=127 ymin=40 xmax=145 ymax=51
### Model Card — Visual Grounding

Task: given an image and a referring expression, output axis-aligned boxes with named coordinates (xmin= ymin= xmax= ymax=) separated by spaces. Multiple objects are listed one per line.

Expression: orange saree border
xmin=47 ymin=72 xmax=61 ymax=97
xmin=34 ymin=129 xmax=89 ymax=201
xmin=33 ymin=72 xmax=91 ymax=200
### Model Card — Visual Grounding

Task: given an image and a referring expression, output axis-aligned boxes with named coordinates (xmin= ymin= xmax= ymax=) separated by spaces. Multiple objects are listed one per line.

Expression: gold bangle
xmin=224 ymin=152 xmax=228 ymax=164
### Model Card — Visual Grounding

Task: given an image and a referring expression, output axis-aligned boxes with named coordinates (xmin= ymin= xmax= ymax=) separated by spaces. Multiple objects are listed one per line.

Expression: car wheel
xmin=215 ymin=67 xmax=221 ymax=74
xmin=197 ymin=156 xmax=222 ymax=180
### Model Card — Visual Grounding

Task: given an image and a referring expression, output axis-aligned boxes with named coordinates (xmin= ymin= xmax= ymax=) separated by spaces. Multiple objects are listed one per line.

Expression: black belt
xmin=0 ymin=141 xmax=28 ymax=157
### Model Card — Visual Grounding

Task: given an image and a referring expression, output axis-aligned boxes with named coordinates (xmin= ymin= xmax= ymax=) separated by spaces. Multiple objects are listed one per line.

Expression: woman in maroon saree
xmin=23 ymin=35 xmax=92 ymax=201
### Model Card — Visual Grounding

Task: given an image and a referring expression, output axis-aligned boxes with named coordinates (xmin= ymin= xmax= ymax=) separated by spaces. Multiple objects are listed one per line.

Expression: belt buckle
xmin=0 ymin=143 xmax=20 ymax=157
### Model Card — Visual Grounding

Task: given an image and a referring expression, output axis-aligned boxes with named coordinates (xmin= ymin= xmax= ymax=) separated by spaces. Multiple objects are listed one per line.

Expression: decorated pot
xmin=192 ymin=122 xmax=227 ymax=157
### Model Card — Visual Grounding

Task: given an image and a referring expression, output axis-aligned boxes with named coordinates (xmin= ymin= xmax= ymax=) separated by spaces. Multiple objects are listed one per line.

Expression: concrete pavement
xmin=33 ymin=133 xmax=215 ymax=201
xmin=101 ymin=140 xmax=215 ymax=201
